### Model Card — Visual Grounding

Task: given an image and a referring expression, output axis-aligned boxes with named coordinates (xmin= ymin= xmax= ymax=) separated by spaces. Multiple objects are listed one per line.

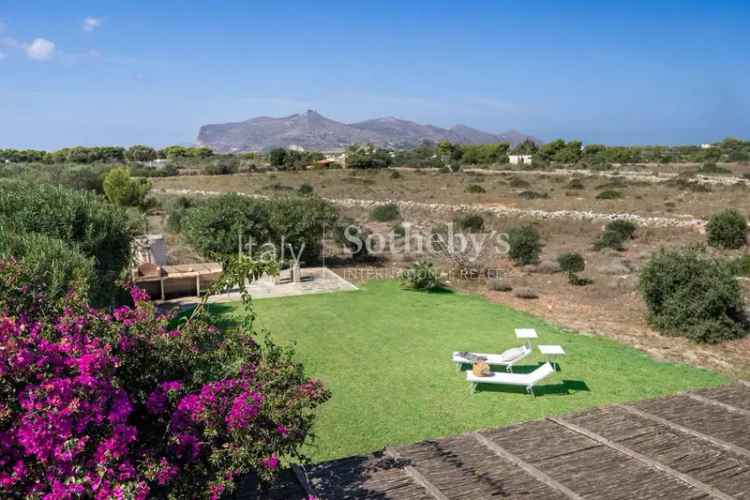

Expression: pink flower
xmin=209 ymin=482 xmax=225 ymax=500
xmin=155 ymin=458 xmax=178 ymax=486
xmin=161 ymin=381 xmax=183 ymax=394
xmin=0 ymin=258 xmax=330 ymax=499
xmin=129 ymin=287 xmax=150 ymax=303
xmin=146 ymin=389 xmax=168 ymax=415
xmin=108 ymin=391 xmax=133 ymax=424
xmin=262 ymin=455 xmax=279 ymax=471
xmin=225 ymin=391 xmax=263 ymax=430
xmin=77 ymin=353 xmax=101 ymax=377
xmin=176 ymin=394 xmax=204 ymax=420
xmin=174 ymin=433 xmax=202 ymax=462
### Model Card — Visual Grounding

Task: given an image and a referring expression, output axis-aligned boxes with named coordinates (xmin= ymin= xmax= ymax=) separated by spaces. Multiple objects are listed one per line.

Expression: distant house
xmin=312 ymin=159 xmax=338 ymax=169
xmin=508 ymin=154 xmax=533 ymax=165
xmin=145 ymin=158 xmax=171 ymax=169
xmin=311 ymin=152 xmax=346 ymax=168
xmin=700 ymin=144 xmax=714 ymax=150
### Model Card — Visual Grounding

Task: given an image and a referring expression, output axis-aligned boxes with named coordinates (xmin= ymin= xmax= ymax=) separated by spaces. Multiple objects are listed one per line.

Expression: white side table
xmin=515 ymin=328 xmax=538 ymax=349
xmin=538 ymin=344 xmax=565 ymax=370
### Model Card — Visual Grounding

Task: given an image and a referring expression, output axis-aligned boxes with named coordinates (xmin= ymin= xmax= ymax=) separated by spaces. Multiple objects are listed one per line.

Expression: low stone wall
xmin=158 ymin=188 xmax=706 ymax=231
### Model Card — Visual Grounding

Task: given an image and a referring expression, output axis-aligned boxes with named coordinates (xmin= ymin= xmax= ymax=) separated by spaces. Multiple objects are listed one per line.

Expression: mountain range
xmin=196 ymin=110 xmax=539 ymax=152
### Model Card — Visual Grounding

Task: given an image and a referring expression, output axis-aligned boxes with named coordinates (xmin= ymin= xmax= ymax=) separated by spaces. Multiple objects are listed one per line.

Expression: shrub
xmin=594 ymin=229 xmax=626 ymax=251
xmin=0 ymin=258 xmax=330 ymax=499
xmin=639 ymin=247 xmax=746 ymax=343
xmin=706 ymin=209 xmax=747 ymax=249
xmin=518 ymin=190 xmax=548 ymax=199
xmin=509 ymin=177 xmax=530 ymax=188
xmin=181 ymin=194 xmax=272 ymax=259
xmin=203 ymin=158 xmax=239 ymax=175
xmin=130 ymin=163 xmax=179 ymax=178
xmin=401 ymin=261 xmax=442 ymax=290
xmin=465 ymin=184 xmax=486 ymax=194
xmin=389 ymin=170 xmax=402 ymax=179
xmin=60 ymin=165 xmax=109 ymax=192
xmin=568 ymin=272 xmax=593 ymax=286
xmin=605 ymin=219 xmax=638 ymax=240
xmin=297 ymin=183 xmax=314 ymax=195
xmin=0 ymin=180 xmax=133 ymax=305
xmin=453 ymin=213 xmax=485 ymax=233
xmin=392 ymin=223 xmax=406 ymax=238
xmin=0 ymin=231 xmax=96 ymax=302
xmin=729 ymin=254 xmax=750 ymax=276
xmin=126 ymin=144 xmax=158 ymax=162
xmin=267 ymin=196 xmax=339 ymax=263
xmin=596 ymin=189 xmax=623 ymax=200
xmin=370 ymin=203 xmax=400 ymax=222
xmin=487 ymin=278 xmax=512 ymax=291
xmin=567 ymin=179 xmax=585 ymax=189
xmin=263 ymin=182 xmax=295 ymax=192
xmin=181 ymin=194 xmax=339 ymax=264
xmin=512 ymin=287 xmax=538 ymax=299
xmin=103 ymin=167 xmax=152 ymax=208
xmin=507 ymin=225 xmax=542 ymax=265
xmin=698 ymin=162 xmax=732 ymax=175
xmin=165 ymin=196 xmax=197 ymax=233
xmin=334 ymin=217 xmax=371 ymax=261
xmin=557 ymin=252 xmax=585 ymax=273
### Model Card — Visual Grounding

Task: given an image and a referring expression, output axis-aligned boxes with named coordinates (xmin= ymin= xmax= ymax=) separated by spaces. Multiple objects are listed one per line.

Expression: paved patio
xmin=165 ymin=267 xmax=357 ymax=305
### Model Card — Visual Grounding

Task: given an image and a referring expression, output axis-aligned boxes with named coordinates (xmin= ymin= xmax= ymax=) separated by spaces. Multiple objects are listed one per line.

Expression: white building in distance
xmin=508 ymin=154 xmax=533 ymax=165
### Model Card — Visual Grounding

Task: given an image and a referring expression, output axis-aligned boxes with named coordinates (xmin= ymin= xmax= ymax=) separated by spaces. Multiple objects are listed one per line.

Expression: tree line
xmin=3 ymin=136 xmax=749 ymax=168
xmin=0 ymin=145 xmax=214 ymax=164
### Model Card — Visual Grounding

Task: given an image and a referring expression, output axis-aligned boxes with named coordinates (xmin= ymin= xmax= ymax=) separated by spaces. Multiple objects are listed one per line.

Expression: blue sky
xmin=1 ymin=0 xmax=749 ymax=149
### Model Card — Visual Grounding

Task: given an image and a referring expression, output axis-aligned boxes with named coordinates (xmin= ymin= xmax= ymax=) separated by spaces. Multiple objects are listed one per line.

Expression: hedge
xmin=0 ymin=180 xmax=133 ymax=304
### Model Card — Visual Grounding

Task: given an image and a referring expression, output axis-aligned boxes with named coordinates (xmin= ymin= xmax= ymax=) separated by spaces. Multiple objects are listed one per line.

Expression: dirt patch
xmin=152 ymin=167 xmax=750 ymax=220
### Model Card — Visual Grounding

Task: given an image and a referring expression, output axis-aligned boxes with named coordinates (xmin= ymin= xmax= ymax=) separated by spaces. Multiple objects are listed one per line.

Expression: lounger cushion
xmin=498 ymin=347 xmax=526 ymax=362
xmin=466 ymin=363 xmax=554 ymax=386
xmin=456 ymin=352 xmax=487 ymax=363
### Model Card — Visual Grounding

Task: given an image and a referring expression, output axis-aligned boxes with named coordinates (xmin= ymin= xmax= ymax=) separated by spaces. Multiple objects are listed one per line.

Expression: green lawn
xmin=215 ymin=280 xmax=728 ymax=462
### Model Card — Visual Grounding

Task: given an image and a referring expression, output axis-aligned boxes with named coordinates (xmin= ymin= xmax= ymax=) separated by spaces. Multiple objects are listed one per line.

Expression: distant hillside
xmin=197 ymin=110 xmax=539 ymax=152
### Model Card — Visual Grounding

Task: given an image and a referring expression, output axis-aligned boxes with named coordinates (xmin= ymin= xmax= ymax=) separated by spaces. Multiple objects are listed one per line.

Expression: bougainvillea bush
xmin=0 ymin=259 xmax=329 ymax=498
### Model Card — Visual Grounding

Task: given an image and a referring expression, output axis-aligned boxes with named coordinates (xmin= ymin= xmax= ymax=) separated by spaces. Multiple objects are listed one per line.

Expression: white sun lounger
xmin=466 ymin=362 xmax=555 ymax=396
xmin=452 ymin=345 xmax=531 ymax=373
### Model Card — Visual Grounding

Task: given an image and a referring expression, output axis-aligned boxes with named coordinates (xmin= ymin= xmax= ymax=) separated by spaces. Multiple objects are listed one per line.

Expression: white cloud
xmin=0 ymin=51 xmax=6 ymax=61
xmin=83 ymin=17 xmax=102 ymax=32
xmin=26 ymin=38 xmax=55 ymax=60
